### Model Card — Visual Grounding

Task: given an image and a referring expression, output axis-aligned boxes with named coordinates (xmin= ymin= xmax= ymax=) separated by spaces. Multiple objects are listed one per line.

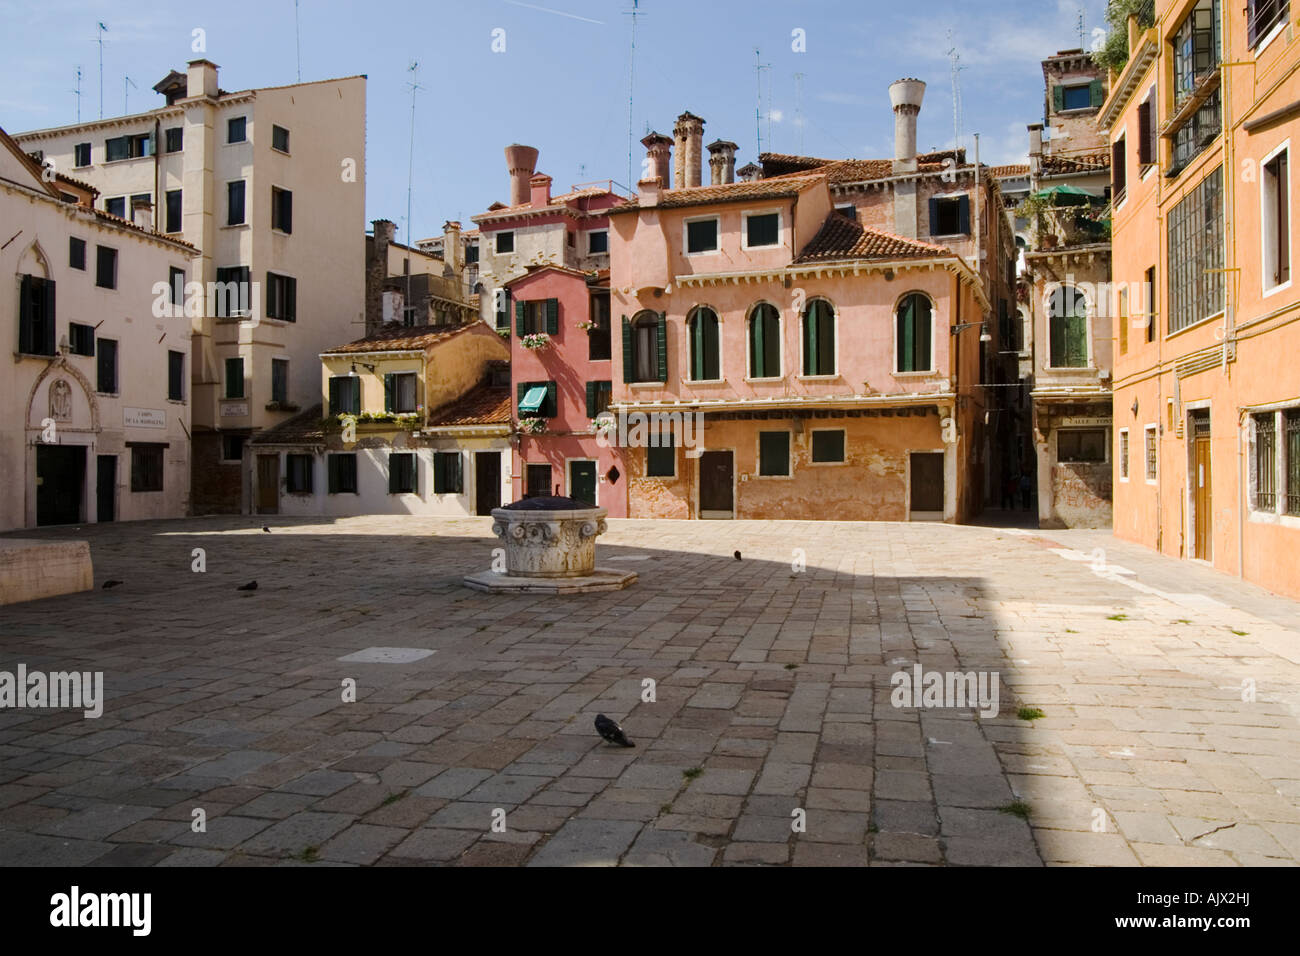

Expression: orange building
xmin=1102 ymin=0 xmax=1300 ymax=598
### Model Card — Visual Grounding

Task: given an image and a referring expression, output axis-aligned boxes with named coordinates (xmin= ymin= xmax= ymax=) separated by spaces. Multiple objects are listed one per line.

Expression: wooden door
xmin=1191 ymin=412 xmax=1211 ymax=561
xmin=37 ymin=445 xmax=84 ymax=526
xmin=256 ymin=455 xmax=279 ymax=515
xmin=568 ymin=460 xmax=597 ymax=506
xmin=910 ymin=452 xmax=945 ymax=514
xmin=699 ymin=450 xmax=733 ymax=518
xmin=475 ymin=452 xmax=501 ymax=514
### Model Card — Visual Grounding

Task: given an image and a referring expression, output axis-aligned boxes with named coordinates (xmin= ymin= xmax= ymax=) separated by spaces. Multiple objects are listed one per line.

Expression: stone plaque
xmin=124 ymin=407 xmax=166 ymax=428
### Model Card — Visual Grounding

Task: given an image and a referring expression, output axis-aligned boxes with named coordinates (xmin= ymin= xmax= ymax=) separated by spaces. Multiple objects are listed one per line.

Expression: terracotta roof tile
xmin=322 ymin=322 xmax=473 ymax=354
xmin=761 ymin=149 xmax=966 ymax=184
xmin=989 ymin=163 xmax=1031 ymax=178
xmin=795 ymin=213 xmax=954 ymax=264
xmin=426 ymin=383 xmax=511 ymax=426
xmin=1041 ymin=153 xmax=1110 ymax=175
xmin=608 ymin=175 xmax=824 ymax=214
xmin=249 ymin=404 xmax=325 ymax=445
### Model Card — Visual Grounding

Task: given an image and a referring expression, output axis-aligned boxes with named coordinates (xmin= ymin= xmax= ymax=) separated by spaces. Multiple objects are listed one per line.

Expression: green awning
xmin=518 ymin=385 xmax=547 ymax=414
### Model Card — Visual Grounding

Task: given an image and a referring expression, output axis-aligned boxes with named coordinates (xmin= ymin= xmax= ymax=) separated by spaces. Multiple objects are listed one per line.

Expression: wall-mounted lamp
xmin=350 ymin=361 xmax=376 ymax=377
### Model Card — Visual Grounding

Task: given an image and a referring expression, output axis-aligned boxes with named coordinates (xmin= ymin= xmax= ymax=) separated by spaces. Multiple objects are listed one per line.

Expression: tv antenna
xmin=72 ymin=67 xmax=82 ymax=124
xmin=946 ymin=31 xmax=965 ymax=155
xmin=404 ymin=61 xmax=425 ymax=315
xmin=1077 ymin=8 xmax=1086 ymax=48
xmin=793 ymin=72 xmax=805 ymax=154
xmin=124 ymin=76 xmax=137 ymax=114
xmin=96 ymin=22 xmax=108 ymax=119
xmin=754 ymin=48 xmax=771 ymax=155
xmin=294 ymin=0 xmax=303 ymax=82
xmin=624 ymin=1 xmax=643 ymax=194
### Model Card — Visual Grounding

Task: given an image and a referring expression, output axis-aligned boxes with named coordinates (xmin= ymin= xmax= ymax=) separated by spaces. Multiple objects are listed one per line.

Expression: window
xmin=567 ymin=231 xmax=576 ymax=248
xmin=1287 ymin=410 xmax=1300 ymax=515
xmin=1172 ymin=88 xmax=1222 ymax=173
xmin=266 ymin=273 xmax=297 ymax=321
xmin=624 ymin=311 xmax=666 ymax=383
xmin=130 ymin=445 xmax=164 ymax=492
xmin=495 ymin=288 xmax=511 ymax=329
xmin=104 ymin=133 xmax=150 ymax=162
xmin=834 ymin=204 xmax=858 ymax=221
xmin=1119 ymin=429 xmax=1130 ymax=479
xmin=1249 ymin=0 xmax=1290 ymax=48
xmin=328 ymin=376 xmax=360 ymax=416
xmin=164 ymin=127 xmax=183 ymax=153
xmin=169 ymin=267 xmax=186 ymax=310
xmin=97 ymin=338 xmax=118 ymax=393
xmin=1058 ymin=429 xmax=1107 ymax=463
xmin=168 ymin=350 xmax=185 ymax=401
xmin=1049 ymin=286 xmax=1089 ymax=367
xmin=1145 ymin=425 xmax=1158 ymax=480
xmin=1264 ymin=148 xmax=1290 ymax=290
xmin=802 ymin=299 xmax=835 ymax=375
xmin=433 ymin=452 xmax=463 ymax=494
xmin=525 ymin=463 xmax=552 ymax=497
xmin=228 ymin=117 xmax=247 ymax=144
xmin=272 ymin=125 xmax=290 ymax=152
xmin=745 ymin=212 xmax=780 ymax=247
xmin=69 ymin=323 xmax=94 ymax=356
xmin=74 ymin=142 xmax=91 ymax=167
xmin=1169 ymin=1 xmax=1222 ymax=172
xmin=896 ymin=293 xmax=933 ymax=373
xmin=286 ymin=454 xmax=313 ymax=493
xmin=271 ymin=187 xmax=293 ymax=233
xmin=95 ymin=246 xmax=117 ymax=289
xmin=1145 ymin=266 xmax=1158 ymax=341
xmin=1059 ymin=84 xmax=1094 ymax=111
xmin=749 ymin=303 xmax=781 ymax=378
xmin=1137 ymin=95 xmax=1156 ymax=168
xmin=227 ymin=180 xmax=246 ymax=225
xmin=687 ymin=307 xmax=721 ymax=381
xmin=1255 ymin=413 xmax=1277 ymax=510
xmin=759 ymin=431 xmax=791 ymax=477
xmin=588 ymin=230 xmax=608 ymax=254
xmin=165 ymin=189 xmax=182 ymax=233
xmin=929 ymin=195 xmax=970 ymax=236
xmin=130 ymin=134 xmax=151 ymax=158
xmin=646 ymin=432 xmax=675 ymax=478
xmin=221 ymin=435 xmax=246 ymax=463
xmin=1168 ymin=167 xmax=1225 ymax=332
xmin=586 ymin=380 xmax=613 ymax=419
xmin=225 ymin=357 xmax=245 ymax=399
xmin=465 ymin=242 xmax=479 ymax=264
xmin=385 ymin=372 xmax=418 ymax=413
xmin=516 ymin=298 xmax=557 ymax=335
xmin=328 ymin=454 xmax=358 ymax=494
xmin=128 ymin=193 xmax=151 ymax=221
xmin=588 ymin=293 xmax=611 ymax=360
xmin=496 ymin=231 xmax=514 ymax=254
xmin=213 ymin=266 xmax=251 ymax=317
xmin=1119 ymin=287 xmax=1129 ymax=355
xmin=811 ymin=430 xmax=846 ymax=463
xmin=389 ymin=453 xmax=418 ymax=494
xmin=1112 ymin=134 xmax=1127 ymax=202
xmin=69 ymin=237 xmax=86 ymax=270
xmin=517 ymin=381 xmax=557 ymax=418
xmin=105 ymin=197 xmax=126 ymax=219
xmin=686 ymin=217 xmax=719 ymax=253
xmin=271 ymin=359 xmax=289 ymax=404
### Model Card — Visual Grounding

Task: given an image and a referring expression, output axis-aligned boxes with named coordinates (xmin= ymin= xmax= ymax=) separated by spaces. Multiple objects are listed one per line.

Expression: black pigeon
xmin=262 ymin=526 xmax=271 ymax=533
xmin=594 ymin=713 xmax=634 ymax=748
xmin=236 ymin=580 xmax=258 ymax=591
xmin=734 ymin=550 xmax=742 ymax=561
xmin=101 ymin=580 xmax=123 ymax=589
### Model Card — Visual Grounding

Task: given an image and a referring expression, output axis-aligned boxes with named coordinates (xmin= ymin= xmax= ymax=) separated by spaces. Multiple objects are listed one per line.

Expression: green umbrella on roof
xmin=1031 ymin=183 xmax=1097 ymax=205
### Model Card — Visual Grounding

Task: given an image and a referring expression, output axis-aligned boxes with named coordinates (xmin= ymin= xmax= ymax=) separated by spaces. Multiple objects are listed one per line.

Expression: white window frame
xmin=645 ymin=429 xmax=677 ymax=479
xmin=930 ymin=192 xmax=969 ymax=238
xmin=390 ymin=371 xmax=419 ymax=413
xmin=1044 ymin=283 xmax=1094 ymax=371
xmin=495 ymin=231 xmax=515 ymax=255
xmin=745 ymin=302 xmax=784 ymax=381
xmin=1118 ymin=428 xmax=1130 ymax=481
xmin=892 ymin=291 xmax=938 ymax=376
xmin=226 ymin=116 xmax=249 ymax=146
xmin=1113 ymin=132 xmax=1128 ymax=209
xmin=797 ymin=297 xmax=839 ymax=379
xmin=741 ymin=208 xmax=783 ymax=250
xmin=1056 ymin=427 xmax=1110 ymax=466
xmin=809 ymin=427 xmax=847 ymax=466
xmin=1140 ymin=85 xmax=1157 ymax=181
xmin=224 ymin=179 xmax=247 ymax=228
xmin=587 ymin=229 xmax=608 ymax=255
xmin=1260 ymin=139 xmax=1292 ymax=299
xmin=1144 ymin=424 xmax=1158 ymax=484
xmin=220 ymin=434 xmax=246 ymax=465
xmin=1059 ymin=82 xmax=1094 ymax=113
xmin=683 ymin=214 xmax=721 ymax=257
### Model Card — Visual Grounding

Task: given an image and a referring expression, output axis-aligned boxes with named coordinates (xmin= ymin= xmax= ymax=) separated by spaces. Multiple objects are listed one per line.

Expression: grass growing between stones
xmin=998 ymin=801 xmax=1032 ymax=820
xmin=382 ymin=790 xmax=409 ymax=807
xmin=683 ymin=767 xmax=703 ymax=780
xmin=1017 ymin=706 xmax=1045 ymax=721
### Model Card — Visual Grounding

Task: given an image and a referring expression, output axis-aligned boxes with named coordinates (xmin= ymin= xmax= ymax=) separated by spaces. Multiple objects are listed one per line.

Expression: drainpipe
xmin=1237 ymin=410 xmax=1246 ymax=579
xmin=153 ymin=118 xmax=161 ymax=229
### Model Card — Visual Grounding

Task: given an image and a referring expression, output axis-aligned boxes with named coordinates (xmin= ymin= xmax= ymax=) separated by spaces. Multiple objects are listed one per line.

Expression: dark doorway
xmin=256 ymin=455 xmax=280 ymax=515
xmin=475 ymin=451 xmax=501 ymax=515
xmin=909 ymin=452 xmax=945 ymax=515
xmin=699 ymin=450 xmax=734 ymax=518
xmin=526 ymin=463 xmax=552 ymax=498
xmin=96 ymin=455 xmax=116 ymax=522
xmin=37 ymin=445 xmax=85 ymax=526
xmin=568 ymin=460 xmax=597 ymax=506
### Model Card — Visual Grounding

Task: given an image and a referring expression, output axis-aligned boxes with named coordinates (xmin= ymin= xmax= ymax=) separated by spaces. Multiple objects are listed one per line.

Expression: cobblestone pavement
xmin=2 ymin=516 xmax=1298 ymax=867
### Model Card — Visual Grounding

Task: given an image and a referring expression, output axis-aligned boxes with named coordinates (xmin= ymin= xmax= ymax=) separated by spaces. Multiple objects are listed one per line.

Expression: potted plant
xmin=517 ymin=417 xmax=547 ymax=435
xmin=575 ymin=319 xmax=597 ymax=332
xmin=521 ymin=332 xmax=551 ymax=351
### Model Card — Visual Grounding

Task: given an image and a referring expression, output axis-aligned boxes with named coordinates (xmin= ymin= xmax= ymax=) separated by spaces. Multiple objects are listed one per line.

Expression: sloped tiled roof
xmin=249 ymin=405 xmax=325 ymax=445
xmin=322 ymin=322 xmax=473 ymax=354
xmin=1041 ymin=153 xmax=1110 ymax=175
xmin=427 ymin=383 xmax=511 ymax=427
xmin=608 ymin=175 xmax=824 ymax=214
xmin=762 ymin=149 xmax=966 ymax=184
xmin=794 ymin=213 xmax=954 ymax=264
xmin=989 ymin=163 xmax=1031 ymax=178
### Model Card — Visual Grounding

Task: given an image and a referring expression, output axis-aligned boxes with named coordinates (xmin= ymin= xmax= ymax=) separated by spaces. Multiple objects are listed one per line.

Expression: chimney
xmin=368 ymin=219 xmax=396 ymax=334
xmin=889 ymin=78 xmax=926 ymax=170
xmin=707 ymin=140 xmax=738 ymax=185
xmin=641 ymin=131 xmax=672 ymax=186
xmin=504 ymin=143 xmax=539 ymax=206
xmin=131 ymin=197 xmax=154 ymax=232
xmin=1028 ymin=123 xmax=1044 ymax=176
xmin=637 ymin=176 xmax=662 ymax=208
xmin=672 ymin=111 xmax=705 ymax=189
xmin=736 ymin=162 xmax=761 ymax=182
xmin=442 ymin=220 xmax=462 ymax=279
xmin=186 ymin=59 xmax=219 ymax=99
xmin=529 ymin=173 xmax=552 ymax=208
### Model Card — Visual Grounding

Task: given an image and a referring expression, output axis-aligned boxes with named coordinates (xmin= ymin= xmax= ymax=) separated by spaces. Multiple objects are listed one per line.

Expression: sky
xmin=0 ymin=0 xmax=1109 ymax=243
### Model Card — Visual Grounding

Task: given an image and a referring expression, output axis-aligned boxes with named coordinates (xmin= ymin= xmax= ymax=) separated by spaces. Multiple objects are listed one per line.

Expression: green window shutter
xmin=690 ymin=313 xmax=702 ymax=381
xmin=927 ymin=197 xmax=940 ymax=235
xmin=621 ymin=315 xmax=633 ymax=382
xmin=656 ymin=312 xmax=668 ymax=382
xmin=916 ymin=298 xmax=931 ymax=371
xmin=389 ymin=455 xmax=400 ymax=494
xmin=350 ymin=379 xmax=361 ymax=415
xmin=383 ymin=373 xmax=394 ymax=412
xmin=899 ymin=297 xmax=914 ymax=372
xmin=1089 ymin=78 xmax=1104 ymax=108
xmin=450 ymin=453 xmax=462 ymax=493
xmin=804 ymin=308 xmax=817 ymax=374
xmin=328 ymin=456 xmax=338 ymax=493
xmin=1068 ymin=313 xmax=1088 ymax=367
xmin=515 ymin=299 xmax=526 ymax=335
xmin=328 ymin=377 xmax=339 ymax=414
xmin=517 ymin=382 xmax=528 ymax=414
xmin=433 ymin=453 xmax=445 ymax=494
xmin=585 ymin=381 xmax=596 ymax=419
xmin=545 ymin=381 xmax=557 ymax=418
xmin=751 ymin=312 xmax=764 ymax=377
xmin=546 ymin=298 xmax=559 ymax=334
xmin=1050 ymin=312 xmax=1065 ymax=367
xmin=1052 ymin=84 xmax=1065 ymax=113
xmin=957 ymin=196 xmax=971 ymax=235
xmin=42 ymin=280 xmax=56 ymax=355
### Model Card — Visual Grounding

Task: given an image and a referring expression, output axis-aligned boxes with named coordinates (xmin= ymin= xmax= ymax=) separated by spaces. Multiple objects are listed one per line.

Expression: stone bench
xmin=0 ymin=539 xmax=94 ymax=606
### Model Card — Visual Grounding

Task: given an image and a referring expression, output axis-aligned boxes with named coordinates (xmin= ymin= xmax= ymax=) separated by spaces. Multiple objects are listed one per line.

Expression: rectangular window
xmin=525 ymin=463 xmax=552 ymax=497
xmin=517 ymin=381 xmax=557 ymax=418
xmin=213 ymin=266 xmax=251 ymax=317
xmin=69 ymin=322 xmax=94 ymax=356
xmin=227 ymin=180 xmax=246 ymax=225
xmin=646 ymin=433 xmax=675 ymax=478
xmin=97 ymin=338 xmax=118 ymax=393
xmin=328 ymin=376 xmax=360 ymax=416
xmin=385 ymin=372 xmax=418 ymax=413
xmin=266 ymin=273 xmax=297 ymax=321
xmin=686 ymin=218 xmax=719 ymax=253
xmin=1168 ymin=167 xmax=1225 ymax=332
xmin=1058 ymin=428 xmax=1107 ymax=463
xmin=1254 ymin=413 xmax=1277 ymax=511
xmin=585 ymin=380 xmax=613 ymax=419
xmin=106 ymin=196 xmax=126 ymax=219
xmin=69 ymin=237 xmax=86 ymax=270
xmin=588 ymin=230 xmax=608 ymax=254
xmin=494 ymin=288 xmax=511 ymax=329
xmin=225 ymin=357 xmax=245 ymax=399
xmin=1061 ymin=84 xmax=1092 ymax=111
xmin=165 ymin=189 xmax=182 ymax=233
xmin=1119 ymin=429 xmax=1130 ymax=479
xmin=835 ymin=204 xmax=858 ymax=221
xmin=74 ymin=142 xmax=91 ymax=167
xmin=1119 ymin=287 xmax=1129 ymax=355
xmin=745 ymin=212 xmax=780 ymax=247
xmin=286 ymin=454 xmax=313 ymax=493
xmin=168 ymin=350 xmax=185 ymax=401
xmin=130 ymin=445 xmax=164 ymax=492
xmin=164 ymin=127 xmax=183 ymax=153
xmin=95 ymin=246 xmax=117 ymax=289
xmin=930 ymin=196 xmax=970 ymax=236
xmin=271 ymin=359 xmax=289 ymax=404
xmin=104 ymin=136 xmax=129 ymax=162
xmin=1145 ymin=426 xmax=1158 ymax=480
xmin=520 ymin=300 xmax=548 ymax=334
xmin=129 ymin=135 xmax=151 ymax=158
xmin=272 ymin=125 xmax=290 ymax=153
xmin=328 ymin=454 xmax=358 ymax=494
xmin=759 ymin=431 xmax=791 ymax=477
xmin=496 ymin=231 xmax=514 ymax=254
xmin=228 ymin=117 xmax=247 ymax=144
xmin=1137 ymin=98 xmax=1155 ymax=167
xmin=1264 ymin=148 xmax=1290 ymax=290
xmin=389 ymin=453 xmax=417 ymax=494
xmin=169 ymin=267 xmax=186 ymax=310
xmin=1145 ymin=266 xmax=1158 ymax=341
xmin=221 ymin=435 xmax=246 ymax=463
xmin=1286 ymin=409 xmax=1300 ymax=515
xmin=271 ymin=186 xmax=293 ymax=233
xmin=1112 ymin=135 xmax=1127 ymax=202
xmin=433 ymin=452 xmax=464 ymax=494
xmin=811 ymin=429 xmax=846 ymax=463
xmin=588 ymin=293 xmax=611 ymax=360
xmin=1249 ymin=0 xmax=1290 ymax=48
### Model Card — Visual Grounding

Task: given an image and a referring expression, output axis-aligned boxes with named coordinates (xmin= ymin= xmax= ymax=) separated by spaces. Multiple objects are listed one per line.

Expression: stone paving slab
xmin=2 ymin=515 xmax=1299 ymax=866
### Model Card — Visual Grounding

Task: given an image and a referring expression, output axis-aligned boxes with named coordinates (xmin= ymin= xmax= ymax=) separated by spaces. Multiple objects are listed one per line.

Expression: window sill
xmin=893 ymin=370 xmax=937 ymax=377
xmin=1166 ymin=310 xmax=1225 ymax=340
xmin=272 ymin=147 xmax=291 ymax=156
xmin=808 ymin=460 xmax=847 ymax=467
xmin=271 ymin=229 xmax=292 ymax=237
xmin=685 ymin=250 xmax=720 ymax=257
xmin=97 ymin=391 xmax=120 ymax=398
xmin=1262 ymin=279 xmax=1292 ymax=300
xmin=1254 ymin=21 xmax=1287 ymax=58
xmin=16 ymin=351 xmax=59 ymax=360
xmin=221 ymin=223 xmax=249 ymax=230
xmin=797 ymin=374 xmax=840 ymax=381
xmin=929 ymin=233 xmax=970 ymax=241
xmin=687 ymin=379 xmax=727 ymax=386
xmin=754 ymin=473 xmax=793 ymax=480
xmin=744 ymin=376 xmax=784 ymax=383
xmin=166 ymin=398 xmax=187 ymax=406
xmin=628 ymin=381 xmax=665 ymax=388
xmin=1248 ymin=509 xmax=1300 ymax=529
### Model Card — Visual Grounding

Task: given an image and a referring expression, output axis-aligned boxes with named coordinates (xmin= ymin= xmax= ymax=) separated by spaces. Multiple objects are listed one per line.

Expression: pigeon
xmin=734 ymin=550 xmax=742 ymax=561
xmin=101 ymin=580 xmax=123 ymax=589
xmin=594 ymin=713 xmax=634 ymax=748
xmin=236 ymin=580 xmax=258 ymax=591
xmin=262 ymin=526 xmax=271 ymax=533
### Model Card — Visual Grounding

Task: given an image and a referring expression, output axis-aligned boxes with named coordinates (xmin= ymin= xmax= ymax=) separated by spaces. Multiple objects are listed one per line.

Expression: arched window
xmin=896 ymin=293 xmax=933 ymax=372
xmin=687 ymin=307 xmax=720 ymax=381
xmin=623 ymin=310 xmax=666 ymax=383
xmin=1049 ymin=286 xmax=1088 ymax=368
xmin=748 ymin=303 xmax=781 ymax=378
xmin=802 ymin=299 xmax=836 ymax=376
